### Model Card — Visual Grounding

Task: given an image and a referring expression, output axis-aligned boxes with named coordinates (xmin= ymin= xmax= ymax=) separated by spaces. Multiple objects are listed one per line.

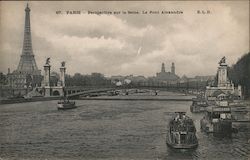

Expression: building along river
xmin=0 ymin=91 xmax=249 ymax=160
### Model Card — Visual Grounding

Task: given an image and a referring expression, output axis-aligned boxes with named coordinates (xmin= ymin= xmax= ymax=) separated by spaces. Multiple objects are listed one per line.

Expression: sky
xmin=0 ymin=1 xmax=249 ymax=77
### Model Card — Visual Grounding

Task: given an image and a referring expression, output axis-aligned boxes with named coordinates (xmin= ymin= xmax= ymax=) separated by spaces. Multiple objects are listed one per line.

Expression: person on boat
xmin=183 ymin=114 xmax=186 ymax=119
xmin=174 ymin=132 xmax=180 ymax=144
xmin=155 ymin=90 xmax=158 ymax=96
xmin=175 ymin=114 xmax=180 ymax=121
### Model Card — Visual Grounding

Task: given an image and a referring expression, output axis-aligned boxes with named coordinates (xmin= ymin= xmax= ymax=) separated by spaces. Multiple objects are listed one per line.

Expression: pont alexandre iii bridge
xmin=64 ymin=82 xmax=206 ymax=99
xmin=23 ymin=58 xmax=205 ymax=99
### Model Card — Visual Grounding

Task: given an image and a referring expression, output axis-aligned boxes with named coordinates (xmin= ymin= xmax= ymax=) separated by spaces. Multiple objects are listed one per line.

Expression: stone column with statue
xmin=43 ymin=58 xmax=51 ymax=97
xmin=59 ymin=61 xmax=66 ymax=87
xmin=217 ymin=56 xmax=228 ymax=87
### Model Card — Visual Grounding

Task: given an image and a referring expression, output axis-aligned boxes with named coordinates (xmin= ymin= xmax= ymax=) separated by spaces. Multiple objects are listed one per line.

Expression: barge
xmin=200 ymin=106 xmax=237 ymax=134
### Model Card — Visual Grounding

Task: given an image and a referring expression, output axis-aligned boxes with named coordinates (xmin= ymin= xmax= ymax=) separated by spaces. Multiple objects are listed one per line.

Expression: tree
xmin=0 ymin=72 xmax=7 ymax=85
xmin=64 ymin=73 xmax=111 ymax=87
xmin=228 ymin=52 xmax=250 ymax=98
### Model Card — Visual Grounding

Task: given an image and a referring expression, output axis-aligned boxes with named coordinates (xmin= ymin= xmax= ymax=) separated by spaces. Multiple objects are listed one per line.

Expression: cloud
xmin=0 ymin=1 xmax=249 ymax=77
xmin=34 ymin=13 xmax=146 ymax=39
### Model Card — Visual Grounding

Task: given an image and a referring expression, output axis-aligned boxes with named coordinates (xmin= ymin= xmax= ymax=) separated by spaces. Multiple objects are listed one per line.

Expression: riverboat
xmin=200 ymin=106 xmax=237 ymax=134
xmin=166 ymin=112 xmax=198 ymax=149
xmin=57 ymin=98 xmax=76 ymax=110
xmin=190 ymin=98 xmax=208 ymax=113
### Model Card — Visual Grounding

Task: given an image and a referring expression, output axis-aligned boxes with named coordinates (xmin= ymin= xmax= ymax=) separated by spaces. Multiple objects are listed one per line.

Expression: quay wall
xmin=0 ymin=96 xmax=60 ymax=105
xmin=78 ymin=95 xmax=195 ymax=101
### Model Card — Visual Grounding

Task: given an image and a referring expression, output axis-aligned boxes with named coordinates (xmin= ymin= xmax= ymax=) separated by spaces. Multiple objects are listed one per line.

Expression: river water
xmin=0 ymin=92 xmax=249 ymax=160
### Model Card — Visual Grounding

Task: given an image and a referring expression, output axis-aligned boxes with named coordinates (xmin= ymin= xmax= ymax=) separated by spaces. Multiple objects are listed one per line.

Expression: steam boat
xmin=190 ymin=98 xmax=208 ymax=113
xmin=57 ymin=98 xmax=76 ymax=110
xmin=166 ymin=112 xmax=198 ymax=149
xmin=57 ymin=87 xmax=76 ymax=110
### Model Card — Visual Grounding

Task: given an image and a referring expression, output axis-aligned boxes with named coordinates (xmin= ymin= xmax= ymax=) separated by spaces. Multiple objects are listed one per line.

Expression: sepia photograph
xmin=0 ymin=0 xmax=249 ymax=159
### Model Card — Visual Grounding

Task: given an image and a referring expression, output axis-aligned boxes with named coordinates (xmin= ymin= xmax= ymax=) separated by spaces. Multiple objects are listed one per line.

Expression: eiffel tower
xmin=15 ymin=3 xmax=41 ymax=75
xmin=9 ymin=4 xmax=41 ymax=88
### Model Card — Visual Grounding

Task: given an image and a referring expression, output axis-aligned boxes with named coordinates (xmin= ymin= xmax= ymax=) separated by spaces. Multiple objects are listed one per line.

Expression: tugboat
xmin=166 ymin=112 xmax=198 ymax=149
xmin=57 ymin=97 xmax=76 ymax=110
xmin=190 ymin=98 xmax=208 ymax=113
xmin=57 ymin=87 xmax=77 ymax=110
xmin=200 ymin=106 xmax=236 ymax=134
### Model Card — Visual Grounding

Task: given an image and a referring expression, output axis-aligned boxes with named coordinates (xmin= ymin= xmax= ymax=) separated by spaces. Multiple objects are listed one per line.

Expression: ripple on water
xmin=0 ymin=99 xmax=249 ymax=159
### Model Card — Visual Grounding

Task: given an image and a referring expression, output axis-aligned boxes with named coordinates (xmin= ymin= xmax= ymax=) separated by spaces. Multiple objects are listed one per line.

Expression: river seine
xmin=0 ymin=92 xmax=249 ymax=160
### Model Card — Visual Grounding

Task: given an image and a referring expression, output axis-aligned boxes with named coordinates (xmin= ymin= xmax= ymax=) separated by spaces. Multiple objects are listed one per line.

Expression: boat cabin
xmin=204 ymin=106 xmax=232 ymax=122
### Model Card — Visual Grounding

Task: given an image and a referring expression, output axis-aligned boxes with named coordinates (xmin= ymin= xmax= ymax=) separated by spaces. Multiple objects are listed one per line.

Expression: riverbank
xmin=0 ymin=95 xmax=195 ymax=105
xmin=79 ymin=95 xmax=195 ymax=101
xmin=0 ymin=96 xmax=60 ymax=105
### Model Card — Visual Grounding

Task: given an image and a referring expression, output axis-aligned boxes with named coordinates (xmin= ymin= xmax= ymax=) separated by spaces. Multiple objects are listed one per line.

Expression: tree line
xmin=228 ymin=52 xmax=250 ymax=99
xmin=65 ymin=73 xmax=112 ymax=86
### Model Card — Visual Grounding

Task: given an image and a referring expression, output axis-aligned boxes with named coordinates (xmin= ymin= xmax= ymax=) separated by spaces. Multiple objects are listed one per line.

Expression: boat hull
xmin=166 ymin=131 xmax=198 ymax=149
xmin=57 ymin=102 xmax=77 ymax=110
xmin=166 ymin=142 xmax=198 ymax=149
xmin=200 ymin=118 xmax=234 ymax=134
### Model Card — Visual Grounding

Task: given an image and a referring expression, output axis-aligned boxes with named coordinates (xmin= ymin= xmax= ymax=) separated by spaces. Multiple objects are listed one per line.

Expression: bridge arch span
xmin=52 ymin=90 xmax=60 ymax=96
